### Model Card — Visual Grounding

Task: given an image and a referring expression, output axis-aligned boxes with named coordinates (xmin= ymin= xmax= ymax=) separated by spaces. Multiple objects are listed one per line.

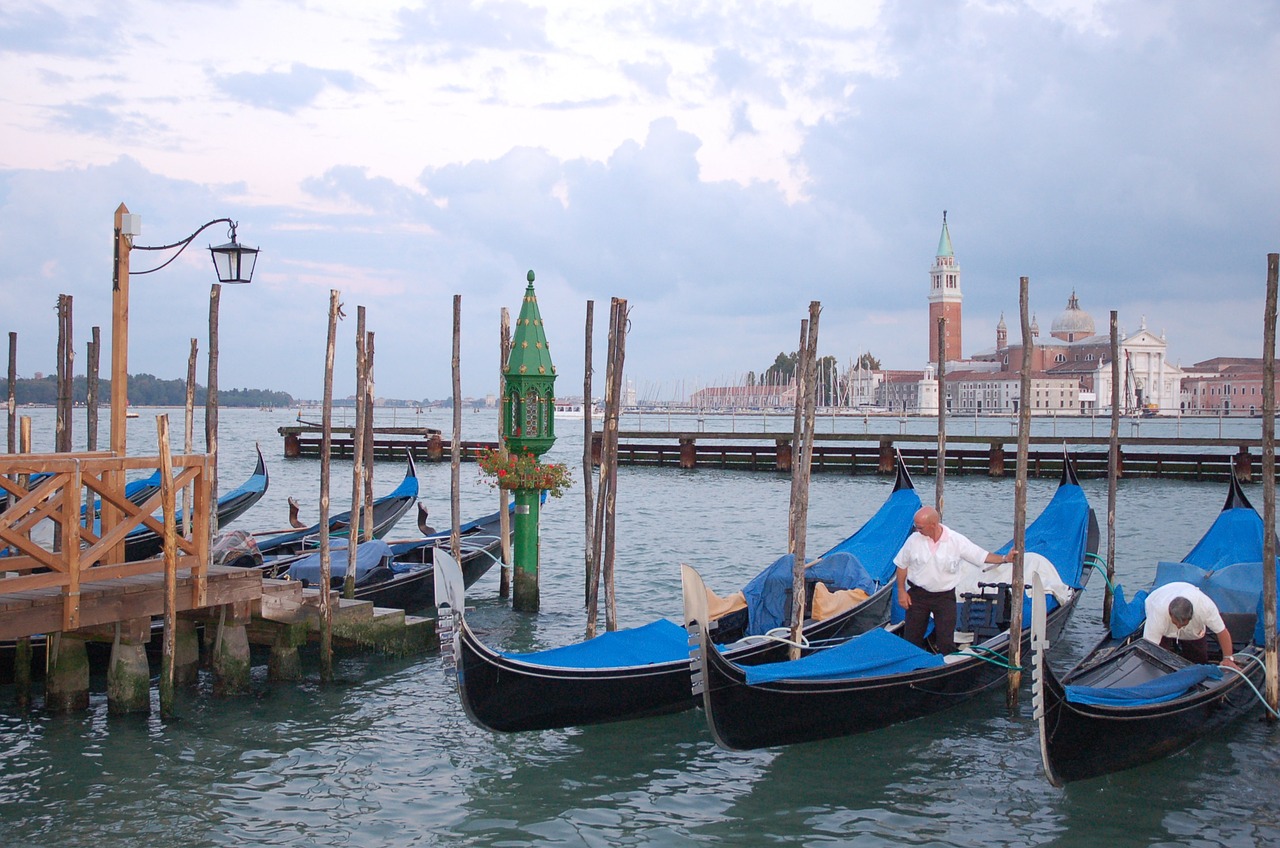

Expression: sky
xmin=1 ymin=0 xmax=1277 ymax=403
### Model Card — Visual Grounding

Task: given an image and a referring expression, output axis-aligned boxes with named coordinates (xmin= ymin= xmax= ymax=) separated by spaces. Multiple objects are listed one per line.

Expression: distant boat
xmin=126 ymin=411 xmax=140 ymax=419
xmin=554 ymin=400 xmax=603 ymax=419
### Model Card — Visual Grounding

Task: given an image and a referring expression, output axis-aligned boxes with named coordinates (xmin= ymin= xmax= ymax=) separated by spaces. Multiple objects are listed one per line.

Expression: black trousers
xmin=1160 ymin=634 xmax=1209 ymax=664
xmin=904 ymin=585 xmax=958 ymax=655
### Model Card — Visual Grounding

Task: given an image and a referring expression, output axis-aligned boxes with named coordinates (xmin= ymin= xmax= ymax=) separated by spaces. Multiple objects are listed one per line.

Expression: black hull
xmin=355 ymin=536 xmax=503 ymax=611
xmin=1037 ymin=644 xmax=1266 ymax=785
xmin=458 ymin=582 xmax=895 ymax=733
xmin=701 ymin=593 xmax=1083 ymax=750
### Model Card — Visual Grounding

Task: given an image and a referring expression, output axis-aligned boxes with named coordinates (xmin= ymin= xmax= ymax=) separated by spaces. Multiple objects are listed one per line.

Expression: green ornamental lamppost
xmin=503 ymin=270 xmax=556 ymax=611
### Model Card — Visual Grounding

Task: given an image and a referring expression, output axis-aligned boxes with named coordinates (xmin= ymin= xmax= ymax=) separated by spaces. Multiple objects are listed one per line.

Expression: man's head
xmin=1168 ymin=596 xmax=1193 ymax=628
xmin=913 ymin=506 xmax=942 ymax=541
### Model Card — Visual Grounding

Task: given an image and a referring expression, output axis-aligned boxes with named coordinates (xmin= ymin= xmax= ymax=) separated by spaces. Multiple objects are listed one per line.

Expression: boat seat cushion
xmin=707 ymin=588 xmax=747 ymax=620
xmin=810 ymin=583 xmax=870 ymax=621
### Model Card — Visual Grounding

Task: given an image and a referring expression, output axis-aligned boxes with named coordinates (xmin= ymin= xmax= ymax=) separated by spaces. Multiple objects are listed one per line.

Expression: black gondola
xmin=278 ymin=504 xmax=509 ymax=611
xmin=123 ymin=445 xmax=269 ymax=561
xmin=436 ymin=455 xmax=921 ymax=733
xmin=683 ymin=455 xmax=1099 ymax=751
xmin=256 ymin=453 xmax=419 ymax=562
xmin=1031 ymin=474 xmax=1274 ymax=785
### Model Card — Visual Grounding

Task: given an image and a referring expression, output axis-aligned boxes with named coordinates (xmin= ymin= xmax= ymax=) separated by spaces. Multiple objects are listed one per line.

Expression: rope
xmin=1222 ymin=654 xmax=1280 ymax=720
xmin=949 ymin=642 xmax=1028 ymax=671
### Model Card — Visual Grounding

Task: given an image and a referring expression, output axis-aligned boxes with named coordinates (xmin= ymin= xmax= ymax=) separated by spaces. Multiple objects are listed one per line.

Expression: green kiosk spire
xmin=502 ymin=270 xmax=557 ymax=611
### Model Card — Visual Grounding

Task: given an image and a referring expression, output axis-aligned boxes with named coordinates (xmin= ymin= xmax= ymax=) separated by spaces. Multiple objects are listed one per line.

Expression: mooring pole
xmin=1008 ymin=276 xmax=1032 ymax=709
xmin=1104 ymin=311 xmax=1120 ymax=627
xmin=319 ymin=289 xmax=341 ymax=683
xmin=157 ymin=414 xmax=179 ymax=718
xmin=1262 ymin=253 xmax=1277 ymax=719
xmin=451 ymin=295 xmax=463 ymax=560
xmin=345 ymin=306 xmax=367 ymax=599
xmin=582 ymin=300 xmax=596 ymax=616
xmin=86 ymin=326 xmax=100 ymax=452
xmin=498 ymin=308 xmax=512 ymax=599
xmin=936 ymin=316 xmax=946 ymax=515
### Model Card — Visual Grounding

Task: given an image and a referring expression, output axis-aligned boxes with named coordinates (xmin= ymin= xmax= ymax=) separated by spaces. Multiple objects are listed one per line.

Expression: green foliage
xmin=856 ymin=352 xmax=881 ymax=371
xmin=476 ymin=448 xmax=572 ymax=497
xmin=0 ymin=375 xmax=293 ymax=408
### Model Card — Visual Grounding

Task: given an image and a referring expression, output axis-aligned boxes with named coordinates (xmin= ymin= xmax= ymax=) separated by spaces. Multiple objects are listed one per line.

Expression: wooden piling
xmin=936 ymin=316 xmax=946 ymax=514
xmin=451 ymin=295 xmax=462 ymax=560
xmin=319 ymin=289 xmax=340 ymax=683
xmin=498 ymin=308 xmax=512 ymax=599
xmin=581 ymin=301 xmax=594 ymax=612
xmin=183 ymin=339 xmax=197 ymax=539
xmin=345 ymin=306 xmax=367 ymax=600
xmin=1008 ymin=276 xmax=1032 ymax=709
xmin=86 ymin=326 xmax=100 ymax=452
xmin=157 ymin=414 xmax=179 ymax=717
xmin=1263 ymin=253 xmax=1277 ymax=719
xmin=6 ymin=332 xmax=14 ymax=455
xmin=206 ymin=284 xmax=221 ymax=537
xmin=362 ymin=331 xmax=375 ymax=540
xmin=1105 ymin=311 xmax=1120 ymax=627
xmin=788 ymin=302 xmax=821 ymax=660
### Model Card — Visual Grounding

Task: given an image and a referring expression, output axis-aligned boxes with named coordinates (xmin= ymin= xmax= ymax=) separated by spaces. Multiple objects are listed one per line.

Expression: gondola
xmin=1031 ymin=474 xmax=1274 ymax=786
xmin=123 ymin=445 xmax=269 ymax=561
xmin=683 ymin=455 xmax=1098 ymax=751
xmin=277 ymin=504 xmax=508 ymax=611
xmin=436 ymin=454 xmax=921 ymax=733
xmin=255 ymin=453 xmax=419 ymax=561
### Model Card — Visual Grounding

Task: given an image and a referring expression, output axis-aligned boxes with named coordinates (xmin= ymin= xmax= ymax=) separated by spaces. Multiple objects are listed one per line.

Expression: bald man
xmin=893 ymin=506 xmax=1014 ymax=654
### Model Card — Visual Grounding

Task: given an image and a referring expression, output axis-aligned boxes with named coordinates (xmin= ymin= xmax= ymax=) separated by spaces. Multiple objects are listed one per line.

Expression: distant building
xmin=1180 ymin=358 xmax=1280 ymax=415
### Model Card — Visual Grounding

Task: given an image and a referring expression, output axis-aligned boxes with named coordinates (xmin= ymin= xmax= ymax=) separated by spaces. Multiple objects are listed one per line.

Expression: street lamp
xmin=108 ymin=203 xmax=258 ymax=560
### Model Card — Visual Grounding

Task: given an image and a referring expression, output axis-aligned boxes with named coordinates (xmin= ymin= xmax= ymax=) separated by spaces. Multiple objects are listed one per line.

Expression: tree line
xmin=744 ymin=351 xmax=881 ymax=405
xmin=0 ymin=374 xmax=293 ymax=408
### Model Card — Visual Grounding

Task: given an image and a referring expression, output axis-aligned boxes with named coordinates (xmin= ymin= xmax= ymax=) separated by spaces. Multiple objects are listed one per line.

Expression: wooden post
xmin=602 ymin=298 xmax=627 ymax=631
xmin=587 ymin=303 xmax=618 ymax=633
xmin=582 ymin=300 xmax=595 ymax=613
xmin=787 ymin=318 xmax=809 ymax=556
xmin=1263 ymin=253 xmax=1277 ymax=718
xmin=157 ymin=414 xmax=179 ymax=718
xmin=6 ymin=332 xmax=15 ymax=455
xmin=451 ymin=295 xmax=462 ymax=560
xmin=56 ymin=294 xmax=73 ymax=454
xmin=1104 ymin=311 xmax=1120 ymax=627
xmin=936 ymin=316 xmax=946 ymax=514
xmin=86 ymin=326 xmax=100 ymax=451
xmin=183 ymin=338 xmax=197 ymax=540
xmin=319 ymin=289 xmax=341 ymax=683
xmin=206 ymin=283 xmax=221 ymax=537
xmin=345 ymin=306 xmax=367 ymax=600
xmin=498 ymin=308 xmax=512 ymax=599
xmin=788 ymin=303 xmax=821 ymax=660
xmin=1009 ymin=276 xmax=1032 ymax=708
xmin=362 ymin=331 xmax=375 ymax=540
xmin=110 ymin=203 xmax=131 ymax=459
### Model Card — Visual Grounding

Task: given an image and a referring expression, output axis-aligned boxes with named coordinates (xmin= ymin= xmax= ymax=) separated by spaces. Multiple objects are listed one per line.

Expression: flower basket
xmin=476 ymin=448 xmax=572 ymax=498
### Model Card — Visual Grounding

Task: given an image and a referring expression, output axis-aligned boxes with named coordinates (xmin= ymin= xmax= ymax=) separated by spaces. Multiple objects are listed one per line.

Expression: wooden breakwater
xmin=278 ymin=425 xmax=497 ymax=461
xmin=595 ymin=431 xmax=1274 ymax=481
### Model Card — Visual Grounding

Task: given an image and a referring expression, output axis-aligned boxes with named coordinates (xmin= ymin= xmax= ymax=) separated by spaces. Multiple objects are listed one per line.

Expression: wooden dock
xmin=278 ymin=424 xmax=497 ymax=461
xmin=596 ymin=432 xmax=1272 ymax=481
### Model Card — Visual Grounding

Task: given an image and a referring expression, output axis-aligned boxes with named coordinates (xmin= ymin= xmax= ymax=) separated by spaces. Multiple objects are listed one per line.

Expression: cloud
xmin=392 ymin=0 xmax=550 ymax=58
xmin=0 ymin=3 xmax=120 ymax=57
xmin=211 ymin=63 xmax=366 ymax=113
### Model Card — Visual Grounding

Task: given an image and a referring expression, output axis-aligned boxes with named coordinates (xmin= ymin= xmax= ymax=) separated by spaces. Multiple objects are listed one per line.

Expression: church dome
xmin=1050 ymin=292 xmax=1095 ymax=341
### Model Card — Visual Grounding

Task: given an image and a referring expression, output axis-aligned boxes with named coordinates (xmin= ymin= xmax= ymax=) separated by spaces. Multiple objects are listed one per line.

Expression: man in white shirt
xmin=1143 ymin=581 xmax=1240 ymax=670
xmin=893 ymin=506 xmax=1014 ymax=654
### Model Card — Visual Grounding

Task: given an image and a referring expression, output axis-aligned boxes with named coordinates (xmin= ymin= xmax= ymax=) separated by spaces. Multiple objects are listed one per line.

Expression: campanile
xmin=927 ymin=211 xmax=962 ymax=362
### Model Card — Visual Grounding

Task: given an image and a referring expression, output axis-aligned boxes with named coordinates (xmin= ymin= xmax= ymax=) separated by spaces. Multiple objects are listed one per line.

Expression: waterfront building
xmin=1180 ymin=358 xmax=1280 ymax=415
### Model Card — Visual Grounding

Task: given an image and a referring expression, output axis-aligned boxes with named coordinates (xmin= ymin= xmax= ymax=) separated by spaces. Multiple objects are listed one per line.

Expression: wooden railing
xmin=0 ymin=452 xmax=211 ymax=631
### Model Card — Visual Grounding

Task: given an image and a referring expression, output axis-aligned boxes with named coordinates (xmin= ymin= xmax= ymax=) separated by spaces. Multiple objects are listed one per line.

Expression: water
xmin=2 ymin=408 xmax=1278 ymax=847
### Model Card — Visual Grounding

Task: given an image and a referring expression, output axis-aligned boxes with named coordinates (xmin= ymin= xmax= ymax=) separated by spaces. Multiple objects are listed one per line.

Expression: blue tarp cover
xmin=821 ymin=488 xmax=922 ymax=584
xmin=743 ymin=627 xmax=945 ymax=684
xmin=741 ymin=551 xmax=876 ymax=637
xmin=287 ymin=539 xmax=394 ymax=583
xmin=1065 ymin=664 xmax=1222 ymax=707
xmin=499 ymin=618 xmax=689 ymax=669
xmin=1109 ymin=504 xmax=1271 ymax=640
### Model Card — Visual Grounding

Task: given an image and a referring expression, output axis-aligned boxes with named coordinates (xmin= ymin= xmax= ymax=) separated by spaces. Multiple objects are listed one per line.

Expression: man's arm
xmin=896 ymin=566 xmax=911 ymax=609
xmin=1215 ymin=626 xmax=1240 ymax=669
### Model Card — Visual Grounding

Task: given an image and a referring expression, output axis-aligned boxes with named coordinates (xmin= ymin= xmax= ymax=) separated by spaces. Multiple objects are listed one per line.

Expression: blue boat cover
xmin=744 ymin=627 xmax=945 ymax=684
xmin=821 ymin=488 xmax=922 ymax=584
xmin=1109 ymin=505 xmax=1269 ymax=640
xmin=287 ymin=538 xmax=394 ymax=583
xmin=741 ymin=551 xmax=876 ymax=636
xmin=499 ymin=618 xmax=689 ymax=669
xmin=1065 ymin=664 xmax=1222 ymax=707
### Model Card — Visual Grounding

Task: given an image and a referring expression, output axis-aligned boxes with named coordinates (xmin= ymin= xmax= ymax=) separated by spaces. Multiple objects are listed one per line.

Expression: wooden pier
xmin=0 ymin=450 xmax=433 ymax=710
xmin=278 ymin=424 xmax=497 ymax=461
xmin=596 ymin=432 xmax=1273 ymax=481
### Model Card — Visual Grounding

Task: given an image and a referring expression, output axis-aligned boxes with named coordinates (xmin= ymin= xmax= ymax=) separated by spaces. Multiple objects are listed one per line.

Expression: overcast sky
xmin=1 ymin=1 xmax=1276 ymax=402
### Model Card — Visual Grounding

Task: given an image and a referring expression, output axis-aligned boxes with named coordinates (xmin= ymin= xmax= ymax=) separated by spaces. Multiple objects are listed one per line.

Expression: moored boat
xmin=683 ymin=454 xmax=1098 ymax=751
xmin=1031 ymin=474 xmax=1276 ymax=785
xmin=437 ymin=454 xmax=922 ymax=732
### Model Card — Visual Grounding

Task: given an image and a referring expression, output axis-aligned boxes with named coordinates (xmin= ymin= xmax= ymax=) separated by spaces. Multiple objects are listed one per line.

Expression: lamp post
xmin=108 ymin=203 xmax=257 ymax=560
xmin=502 ymin=271 xmax=556 ymax=611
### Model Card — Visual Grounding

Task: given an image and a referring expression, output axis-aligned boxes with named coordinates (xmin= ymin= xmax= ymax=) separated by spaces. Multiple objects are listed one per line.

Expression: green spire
xmin=506 ymin=270 xmax=556 ymax=380
xmin=936 ymin=210 xmax=954 ymax=258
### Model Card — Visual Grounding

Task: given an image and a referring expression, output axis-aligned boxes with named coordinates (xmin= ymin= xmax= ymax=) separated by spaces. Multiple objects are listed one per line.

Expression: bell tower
xmin=928 ymin=211 xmax=962 ymax=362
